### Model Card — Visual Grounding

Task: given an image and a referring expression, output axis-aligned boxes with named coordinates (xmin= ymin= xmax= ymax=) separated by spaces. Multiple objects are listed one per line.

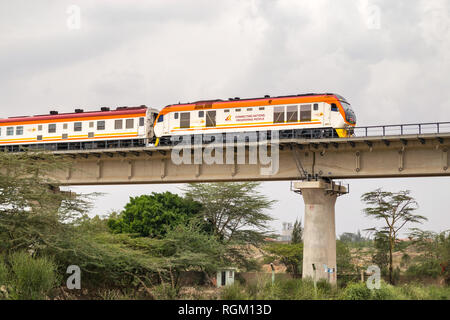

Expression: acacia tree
xmin=361 ymin=189 xmax=427 ymax=284
xmin=407 ymin=228 xmax=450 ymax=283
xmin=0 ymin=151 xmax=92 ymax=255
xmin=265 ymin=243 xmax=303 ymax=277
xmin=184 ymin=182 xmax=275 ymax=245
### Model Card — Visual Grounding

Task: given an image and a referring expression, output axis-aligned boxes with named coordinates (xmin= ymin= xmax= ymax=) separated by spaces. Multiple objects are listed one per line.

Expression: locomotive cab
xmin=330 ymin=95 xmax=356 ymax=137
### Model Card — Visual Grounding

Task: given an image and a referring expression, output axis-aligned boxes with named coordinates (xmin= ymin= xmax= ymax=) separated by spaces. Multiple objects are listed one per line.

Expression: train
xmin=0 ymin=93 xmax=356 ymax=151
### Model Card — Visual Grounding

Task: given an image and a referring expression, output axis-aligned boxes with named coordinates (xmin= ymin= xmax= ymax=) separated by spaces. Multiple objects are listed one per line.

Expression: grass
xmin=220 ymin=278 xmax=450 ymax=300
xmin=5 ymin=251 xmax=59 ymax=300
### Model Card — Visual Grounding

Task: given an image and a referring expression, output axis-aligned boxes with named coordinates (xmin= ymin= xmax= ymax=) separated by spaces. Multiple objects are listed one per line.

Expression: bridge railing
xmin=350 ymin=122 xmax=450 ymax=138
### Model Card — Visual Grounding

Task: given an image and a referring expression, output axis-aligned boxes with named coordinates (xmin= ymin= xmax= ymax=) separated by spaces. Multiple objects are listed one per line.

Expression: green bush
xmin=293 ymin=279 xmax=321 ymax=300
xmin=221 ymin=282 xmax=250 ymax=300
xmin=371 ymin=282 xmax=401 ymax=300
xmin=340 ymin=282 xmax=372 ymax=300
xmin=153 ymin=284 xmax=179 ymax=300
xmin=406 ymin=260 xmax=441 ymax=278
xmin=9 ymin=252 xmax=58 ymax=300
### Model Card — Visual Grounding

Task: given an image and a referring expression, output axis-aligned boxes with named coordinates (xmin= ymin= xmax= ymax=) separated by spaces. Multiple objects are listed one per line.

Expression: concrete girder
xmin=46 ymin=133 xmax=450 ymax=185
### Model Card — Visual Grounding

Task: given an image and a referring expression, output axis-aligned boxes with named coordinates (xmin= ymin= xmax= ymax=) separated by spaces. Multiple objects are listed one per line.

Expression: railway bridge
xmin=46 ymin=122 xmax=450 ymax=284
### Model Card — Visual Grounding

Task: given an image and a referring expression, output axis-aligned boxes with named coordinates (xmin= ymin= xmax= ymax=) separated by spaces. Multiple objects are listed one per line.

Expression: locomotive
xmin=0 ymin=93 xmax=356 ymax=151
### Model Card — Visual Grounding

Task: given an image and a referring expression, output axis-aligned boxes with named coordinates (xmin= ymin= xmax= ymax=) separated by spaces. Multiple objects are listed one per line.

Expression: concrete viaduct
xmin=47 ymin=124 xmax=450 ymax=284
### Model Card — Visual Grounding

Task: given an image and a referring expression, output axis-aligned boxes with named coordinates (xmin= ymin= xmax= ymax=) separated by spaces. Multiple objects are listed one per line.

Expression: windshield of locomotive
xmin=340 ymin=101 xmax=356 ymax=125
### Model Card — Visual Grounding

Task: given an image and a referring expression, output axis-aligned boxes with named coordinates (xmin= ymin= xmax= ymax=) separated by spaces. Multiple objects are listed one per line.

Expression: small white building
xmin=216 ymin=268 xmax=236 ymax=288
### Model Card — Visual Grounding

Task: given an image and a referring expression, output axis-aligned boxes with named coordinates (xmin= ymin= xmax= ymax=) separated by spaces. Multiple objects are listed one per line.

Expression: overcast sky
xmin=1 ymin=0 xmax=449 ymax=237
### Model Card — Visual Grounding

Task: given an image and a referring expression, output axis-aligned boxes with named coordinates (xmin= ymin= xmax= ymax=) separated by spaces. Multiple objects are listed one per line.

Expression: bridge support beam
xmin=292 ymin=180 xmax=347 ymax=285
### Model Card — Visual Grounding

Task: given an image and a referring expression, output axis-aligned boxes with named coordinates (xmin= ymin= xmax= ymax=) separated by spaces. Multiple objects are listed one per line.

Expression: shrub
xmin=9 ymin=252 xmax=58 ymax=300
xmin=292 ymin=279 xmax=320 ymax=300
xmin=406 ymin=260 xmax=441 ymax=278
xmin=153 ymin=284 xmax=179 ymax=300
xmin=221 ymin=282 xmax=250 ymax=300
xmin=340 ymin=282 xmax=372 ymax=300
xmin=371 ymin=282 xmax=401 ymax=300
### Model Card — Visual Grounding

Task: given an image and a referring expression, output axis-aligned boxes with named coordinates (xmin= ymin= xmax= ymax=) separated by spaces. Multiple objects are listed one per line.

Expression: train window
xmin=62 ymin=134 xmax=68 ymax=140
xmin=38 ymin=125 xmax=43 ymax=131
xmin=235 ymin=109 xmax=241 ymax=112
xmin=74 ymin=122 xmax=82 ymax=132
xmin=139 ymin=117 xmax=145 ymax=126
xmin=97 ymin=121 xmax=106 ymax=130
xmin=180 ymin=112 xmax=190 ymax=129
xmin=224 ymin=109 xmax=230 ymax=113
xmin=314 ymin=103 xmax=319 ymax=111
xmin=157 ymin=115 xmax=164 ymax=123
xmin=89 ymin=122 xmax=94 ymax=128
xmin=115 ymin=119 xmax=123 ymax=129
xmin=6 ymin=127 xmax=14 ymax=136
xmin=286 ymin=105 xmax=298 ymax=123
xmin=206 ymin=110 xmax=216 ymax=127
xmin=259 ymin=107 xmax=265 ymax=111
xmin=198 ymin=111 xmax=204 ymax=117
xmin=37 ymin=135 xmax=43 ymax=141
xmin=273 ymin=106 xmax=285 ymax=124
xmin=126 ymin=119 xmax=134 ymax=129
xmin=247 ymin=108 xmax=252 ymax=111
xmin=174 ymin=113 xmax=179 ymax=120
xmin=300 ymin=104 xmax=312 ymax=122
xmin=331 ymin=103 xmax=338 ymax=112
xmin=48 ymin=124 xmax=56 ymax=133
xmin=63 ymin=123 xmax=68 ymax=130
xmin=16 ymin=126 xmax=24 ymax=135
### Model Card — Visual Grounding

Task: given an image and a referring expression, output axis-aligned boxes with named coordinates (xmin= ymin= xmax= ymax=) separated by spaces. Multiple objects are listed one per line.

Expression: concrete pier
xmin=293 ymin=180 xmax=347 ymax=284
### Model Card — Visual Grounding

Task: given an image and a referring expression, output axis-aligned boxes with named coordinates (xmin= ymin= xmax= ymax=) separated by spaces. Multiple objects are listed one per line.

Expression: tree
xmin=0 ymin=151 xmax=91 ymax=255
xmin=157 ymin=222 xmax=228 ymax=287
xmin=265 ymin=243 xmax=303 ymax=277
xmin=361 ymin=189 xmax=427 ymax=284
xmin=371 ymin=231 xmax=389 ymax=274
xmin=339 ymin=230 xmax=367 ymax=243
xmin=336 ymin=240 xmax=356 ymax=276
xmin=407 ymin=228 xmax=450 ymax=283
xmin=184 ymin=182 xmax=275 ymax=245
xmin=107 ymin=192 xmax=202 ymax=238
xmin=291 ymin=219 xmax=302 ymax=244
xmin=50 ymin=214 xmax=227 ymax=291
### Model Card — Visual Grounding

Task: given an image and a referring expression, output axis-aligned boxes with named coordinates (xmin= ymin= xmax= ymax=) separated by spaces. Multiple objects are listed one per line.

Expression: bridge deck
xmin=41 ymin=131 xmax=450 ymax=185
